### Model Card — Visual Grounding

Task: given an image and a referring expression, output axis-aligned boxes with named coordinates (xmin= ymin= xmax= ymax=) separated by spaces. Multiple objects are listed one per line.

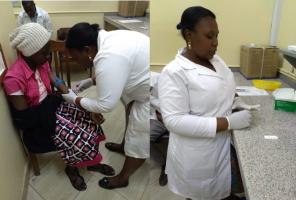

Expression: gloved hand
xmin=74 ymin=78 xmax=93 ymax=93
xmin=61 ymin=89 xmax=78 ymax=104
xmin=226 ymin=110 xmax=252 ymax=130
xmin=232 ymin=97 xmax=260 ymax=111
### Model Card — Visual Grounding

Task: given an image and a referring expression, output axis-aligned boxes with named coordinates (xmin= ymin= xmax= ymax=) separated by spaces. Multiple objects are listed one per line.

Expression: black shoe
xmin=87 ymin=163 xmax=115 ymax=176
xmin=98 ymin=177 xmax=128 ymax=190
xmin=105 ymin=142 xmax=124 ymax=154
xmin=159 ymin=165 xmax=168 ymax=186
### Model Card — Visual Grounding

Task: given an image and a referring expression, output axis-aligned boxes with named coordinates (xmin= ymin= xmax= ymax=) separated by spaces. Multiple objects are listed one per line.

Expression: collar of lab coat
xmin=176 ymin=48 xmax=224 ymax=79
xmin=97 ymin=29 xmax=104 ymax=51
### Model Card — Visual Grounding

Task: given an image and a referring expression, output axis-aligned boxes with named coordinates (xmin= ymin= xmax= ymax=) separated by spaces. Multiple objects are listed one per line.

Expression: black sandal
xmin=65 ymin=166 xmax=87 ymax=191
xmin=158 ymin=165 xmax=168 ymax=186
xmin=98 ymin=177 xmax=128 ymax=190
xmin=87 ymin=164 xmax=115 ymax=176
xmin=105 ymin=142 xmax=124 ymax=154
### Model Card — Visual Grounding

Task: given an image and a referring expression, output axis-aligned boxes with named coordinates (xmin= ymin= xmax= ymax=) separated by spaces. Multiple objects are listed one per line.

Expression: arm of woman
xmin=7 ymin=95 xmax=28 ymax=111
xmin=158 ymin=69 xmax=228 ymax=139
xmin=75 ymin=54 xmax=130 ymax=113
xmin=49 ymin=71 xmax=69 ymax=94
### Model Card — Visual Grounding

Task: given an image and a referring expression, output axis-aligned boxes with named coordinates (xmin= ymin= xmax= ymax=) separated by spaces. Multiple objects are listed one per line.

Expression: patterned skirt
xmin=53 ymin=102 xmax=106 ymax=168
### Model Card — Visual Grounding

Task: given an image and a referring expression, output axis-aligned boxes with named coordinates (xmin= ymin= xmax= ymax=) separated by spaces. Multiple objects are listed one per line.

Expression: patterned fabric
xmin=53 ymin=102 xmax=106 ymax=167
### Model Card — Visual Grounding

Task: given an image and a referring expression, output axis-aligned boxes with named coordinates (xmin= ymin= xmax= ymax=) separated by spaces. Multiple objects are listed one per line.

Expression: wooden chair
xmin=57 ymin=28 xmax=70 ymax=41
xmin=56 ymin=28 xmax=92 ymax=78
xmin=19 ymin=131 xmax=41 ymax=176
xmin=50 ymin=40 xmax=72 ymax=87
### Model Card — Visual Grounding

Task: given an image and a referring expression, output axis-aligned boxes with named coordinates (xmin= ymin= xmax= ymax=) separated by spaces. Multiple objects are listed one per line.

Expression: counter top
xmin=104 ymin=13 xmax=149 ymax=36
xmin=233 ymin=74 xmax=296 ymax=200
xmin=281 ymin=49 xmax=296 ymax=58
xmin=281 ymin=49 xmax=296 ymax=71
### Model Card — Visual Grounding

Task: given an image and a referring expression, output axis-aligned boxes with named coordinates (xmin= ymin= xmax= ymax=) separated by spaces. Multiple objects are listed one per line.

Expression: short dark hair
xmin=177 ymin=6 xmax=216 ymax=39
xmin=65 ymin=22 xmax=100 ymax=50
xmin=22 ymin=0 xmax=34 ymax=6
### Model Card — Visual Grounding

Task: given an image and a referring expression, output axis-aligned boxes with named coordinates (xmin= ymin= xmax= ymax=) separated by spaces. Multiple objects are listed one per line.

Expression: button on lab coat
xmin=158 ymin=49 xmax=236 ymax=200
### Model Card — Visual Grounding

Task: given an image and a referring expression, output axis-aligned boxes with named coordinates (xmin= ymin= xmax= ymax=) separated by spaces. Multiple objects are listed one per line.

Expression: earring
xmin=88 ymin=56 xmax=93 ymax=61
xmin=187 ymin=41 xmax=192 ymax=50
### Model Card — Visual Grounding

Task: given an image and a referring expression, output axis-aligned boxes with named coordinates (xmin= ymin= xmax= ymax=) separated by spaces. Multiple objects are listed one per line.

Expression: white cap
xmin=9 ymin=23 xmax=51 ymax=57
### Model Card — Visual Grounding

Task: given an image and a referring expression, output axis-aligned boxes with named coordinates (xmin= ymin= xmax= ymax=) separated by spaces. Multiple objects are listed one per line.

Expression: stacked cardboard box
xmin=240 ymin=45 xmax=279 ymax=78
xmin=118 ymin=1 xmax=149 ymax=17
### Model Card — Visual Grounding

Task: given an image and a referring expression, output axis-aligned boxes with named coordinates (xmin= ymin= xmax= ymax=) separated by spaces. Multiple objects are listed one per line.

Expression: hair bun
xmin=90 ymin=24 xmax=100 ymax=31
xmin=176 ymin=23 xmax=182 ymax=30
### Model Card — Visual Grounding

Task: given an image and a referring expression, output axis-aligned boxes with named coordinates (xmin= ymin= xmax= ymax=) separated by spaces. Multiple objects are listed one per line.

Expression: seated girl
xmin=3 ymin=23 xmax=114 ymax=191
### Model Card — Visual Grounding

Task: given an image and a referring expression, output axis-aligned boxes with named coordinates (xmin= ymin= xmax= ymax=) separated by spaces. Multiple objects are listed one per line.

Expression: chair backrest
xmin=50 ymin=40 xmax=65 ymax=78
xmin=57 ymin=28 xmax=70 ymax=41
xmin=50 ymin=40 xmax=73 ymax=87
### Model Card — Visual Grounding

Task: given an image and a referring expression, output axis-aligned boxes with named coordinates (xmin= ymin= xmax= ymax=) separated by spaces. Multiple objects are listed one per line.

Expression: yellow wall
xmin=277 ymin=0 xmax=296 ymax=80
xmin=151 ymin=0 xmax=274 ymax=68
xmin=0 ymin=2 xmax=28 ymax=200
xmin=14 ymin=1 xmax=119 ymax=39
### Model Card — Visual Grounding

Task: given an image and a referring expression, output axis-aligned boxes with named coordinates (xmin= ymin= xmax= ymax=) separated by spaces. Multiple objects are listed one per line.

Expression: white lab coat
xmin=18 ymin=6 xmax=52 ymax=34
xmin=150 ymin=71 xmax=160 ymax=120
xmin=80 ymin=30 xmax=150 ymax=159
xmin=158 ymin=49 xmax=236 ymax=200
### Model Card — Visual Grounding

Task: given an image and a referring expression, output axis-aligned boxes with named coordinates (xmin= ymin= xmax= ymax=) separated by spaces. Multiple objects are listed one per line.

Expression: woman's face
xmin=68 ymin=48 xmax=93 ymax=68
xmin=29 ymin=42 xmax=51 ymax=66
xmin=186 ymin=17 xmax=219 ymax=60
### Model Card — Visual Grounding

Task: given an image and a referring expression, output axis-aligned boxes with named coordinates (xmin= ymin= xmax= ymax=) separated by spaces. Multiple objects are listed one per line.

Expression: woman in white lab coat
xmin=62 ymin=23 xmax=150 ymax=189
xmin=158 ymin=7 xmax=253 ymax=200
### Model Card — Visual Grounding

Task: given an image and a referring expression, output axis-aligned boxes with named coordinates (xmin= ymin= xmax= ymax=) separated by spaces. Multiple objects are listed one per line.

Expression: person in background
xmin=63 ymin=23 xmax=150 ymax=189
xmin=158 ymin=6 xmax=259 ymax=200
xmin=18 ymin=0 xmax=52 ymax=34
xmin=3 ymin=23 xmax=114 ymax=191
xmin=150 ymin=71 xmax=169 ymax=186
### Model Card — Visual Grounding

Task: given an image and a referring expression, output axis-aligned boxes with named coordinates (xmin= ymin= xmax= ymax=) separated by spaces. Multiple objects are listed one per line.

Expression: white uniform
xmin=18 ymin=6 xmax=52 ymax=34
xmin=158 ymin=49 xmax=236 ymax=200
xmin=80 ymin=30 xmax=150 ymax=159
xmin=150 ymin=71 xmax=160 ymax=119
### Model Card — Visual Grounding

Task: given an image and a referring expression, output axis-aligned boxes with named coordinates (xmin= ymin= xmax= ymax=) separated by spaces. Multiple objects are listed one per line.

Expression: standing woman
xmin=63 ymin=23 xmax=150 ymax=189
xmin=158 ymin=7 xmax=252 ymax=200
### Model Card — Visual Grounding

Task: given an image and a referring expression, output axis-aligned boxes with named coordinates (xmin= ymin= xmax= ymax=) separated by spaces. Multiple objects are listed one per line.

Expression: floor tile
xmin=142 ymin=182 xmax=184 ymax=200
xmin=29 ymin=156 xmax=92 ymax=200
xmin=25 ymin=185 xmax=45 ymax=200
xmin=74 ymin=174 xmax=128 ymax=200
xmin=115 ymin=160 xmax=150 ymax=200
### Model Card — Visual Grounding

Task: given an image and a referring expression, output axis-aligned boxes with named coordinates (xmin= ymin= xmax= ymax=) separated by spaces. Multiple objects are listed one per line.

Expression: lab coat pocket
xmin=183 ymin=145 xmax=218 ymax=180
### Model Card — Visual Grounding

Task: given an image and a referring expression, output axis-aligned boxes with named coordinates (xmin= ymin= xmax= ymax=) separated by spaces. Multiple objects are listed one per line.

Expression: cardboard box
xmin=118 ymin=1 xmax=149 ymax=17
xmin=240 ymin=45 xmax=279 ymax=78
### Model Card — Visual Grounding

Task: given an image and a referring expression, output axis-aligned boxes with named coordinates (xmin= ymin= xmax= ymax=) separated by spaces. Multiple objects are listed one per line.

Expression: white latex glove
xmin=62 ymin=89 xmax=78 ymax=104
xmin=232 ymin=97 xmax=260 ymax=111
xmin=74 ymin=78 xmax=93 ymax=93
xmin=226 ymin=110 xmax=252 ymax=130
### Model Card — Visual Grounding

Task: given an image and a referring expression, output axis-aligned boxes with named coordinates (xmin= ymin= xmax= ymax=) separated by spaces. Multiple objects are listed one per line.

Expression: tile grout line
xmin=114 ymin=190 xmax=130 ymax=200
xmin=28 ymin=183 xmax=48 ymax=200
xmin=139 ymin=180 xmax=150 ymax=200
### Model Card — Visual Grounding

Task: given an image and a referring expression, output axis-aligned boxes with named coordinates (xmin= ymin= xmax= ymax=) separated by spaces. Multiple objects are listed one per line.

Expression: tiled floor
xmin=26 ymin=67 xmax=289 ymax=200
xmin=25 ymin=67 xmax=181 ymax=200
